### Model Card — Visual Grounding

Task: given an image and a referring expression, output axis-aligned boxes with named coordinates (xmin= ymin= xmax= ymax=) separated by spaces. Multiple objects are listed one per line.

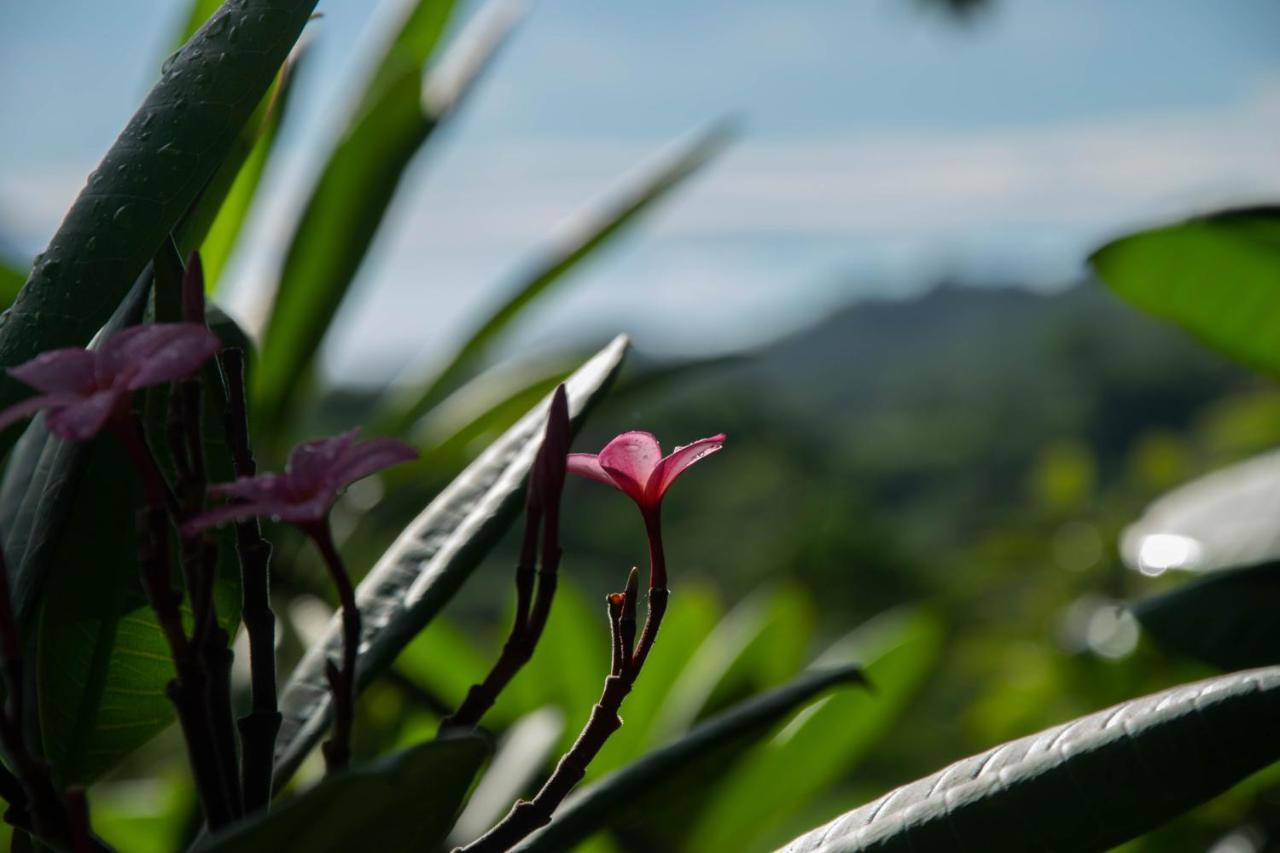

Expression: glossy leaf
xmin=1091 ymin=206 xmax=1280 ymax=376
xmin=254 ymin=0 xmax=513 ymax=429
xmin=1134 ymin=562 xmax=1280 ymax=671
xmin=0 ymin=0 xmax=317 ymax=454
xmin=199 ymin=734 xmax=490 ymax=852
xmin=778 ymin=667 xmax=1280 ymax=853
xmin=1117 ymin=447 xmax=1280 ymax=575
xmin=271 ymin=336 xmax=628 ymax=786
xmin=690 ymin=608 xmax=944 ymax=851
xmin=379 ymin=122 xmax=733 ymax=434
xmin=511 ymin=665 xmax=868 ymax=852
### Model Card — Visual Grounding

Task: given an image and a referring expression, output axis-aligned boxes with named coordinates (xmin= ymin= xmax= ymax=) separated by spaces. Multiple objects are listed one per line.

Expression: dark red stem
xmin=306 ymin=522 xmax=359 ymax=774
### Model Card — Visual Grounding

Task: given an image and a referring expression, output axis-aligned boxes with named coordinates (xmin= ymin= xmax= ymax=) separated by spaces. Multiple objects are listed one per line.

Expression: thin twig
xmin=306 ymin=522 xmax=360 ymax=774
xmin=219 ymin=348 xmax=280 ymax=814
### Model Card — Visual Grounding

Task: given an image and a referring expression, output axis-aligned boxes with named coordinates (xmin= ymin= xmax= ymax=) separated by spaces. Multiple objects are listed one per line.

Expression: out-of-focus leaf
xmin=380 ymin=122 xmax=733 ymax=435
xmin=589 ymin=584 xmax=720 ymax=779
xmin=1118 ymin=448 xmax=1280 ymax=575
xmin=254 ymin=0 xmax=514 ymax=429
xmin=0 ymin=0 xmax=317 ymax=456
xmin=1091 ymin=206 xmax=1280 ymax=376
xmin=690 ymin=608 xmax=944 ymax=851
xmin=189 ymin=44 xmax=310 ymax=290
xmin=271 ymin=336 xmax=628 ymax=787
xmin=512 ymin=666 xmax=867 ymax=853
xmin=0 ymin=255 xmax=26 ymax=311
xmin=37 ymin=301 xmax=250 ymax=784
xmin=199 ymin=734 xmax=490 ymax=852
xmin=651 ymin=586 xmax=813 ymax=741
xmin=173 ymin=0 xmax=224 ymax=45
xmin=1135 ymin=562 xmax=1280 ymax=671
xmin=394 ymin=616 xmax=492 ymax=713
xmin=451 ymin=707 xmax=564 ymax=845
xmin=500 ymin=582 xmax=607 ymax=752
xmin=777 ymin=667 xmax=1280 ymax=853
xmin=0 ymin=271 xmax=149 ymax=633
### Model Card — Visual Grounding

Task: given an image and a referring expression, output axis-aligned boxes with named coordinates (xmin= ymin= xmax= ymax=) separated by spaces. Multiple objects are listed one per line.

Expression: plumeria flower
xmin=568 ymin=431 xmax=724 ymax=588
xmin=182 ymin=429 xmax=417 ymax=536
xmin=0 ymin=323 xmax=222 ymax=441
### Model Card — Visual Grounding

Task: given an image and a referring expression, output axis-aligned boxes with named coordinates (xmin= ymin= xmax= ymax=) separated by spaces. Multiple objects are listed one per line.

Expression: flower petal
xmin=647 ymin=433 xmax=726 ymax=502
xmin=287 ymin=429 xmax=360 ymax=493
xmin=44 ymin=390 xmax=125 ymax=441
xmin=567 ymin=453 xmax=617 ymax=489
xmin=330 ymin=438 xmax=418 ymax=488
xmin=102 ymin=323 xmax=222 ymax=390
xmin=211 ymin=472 xmax=293 ymax=505
xmin=0 ymin=394 xmax=72 ymax=435
xmin=9 ymin=349 xmax=98 ymax=394
xmin=597 ymin=431 xmax=663 ymax=503
xmin=182 ymin=501 xmax=279 ymax=538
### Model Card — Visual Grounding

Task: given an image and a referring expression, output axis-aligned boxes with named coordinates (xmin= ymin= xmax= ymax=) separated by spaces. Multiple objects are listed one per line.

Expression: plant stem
xmin=457 ymin=582 xmax=668 ymax=853
xmin=219 ymin=349 xmax=280 ymax=813
xmin=306 ymin=522 xmax=359 ymax=774
xmin=116 ymin=418 xmax=234 ymax=829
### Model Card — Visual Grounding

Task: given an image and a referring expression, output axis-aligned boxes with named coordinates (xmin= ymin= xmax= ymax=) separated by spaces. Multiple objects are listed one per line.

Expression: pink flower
xmin=183 ymin=429 xmax=417 ymax=535
xmin=568 ymin=431 xmax=724 ymax=590
xmin=567 ymin=431 xmax=725 ymax=514
xmin=0 ymin=323 xmax=222 ymax=441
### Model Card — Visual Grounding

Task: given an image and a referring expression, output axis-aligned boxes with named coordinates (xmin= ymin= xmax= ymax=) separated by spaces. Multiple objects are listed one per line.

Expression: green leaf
xmin=1091 ymin=206 xmax=1280 ymax=376
xmin=777 ymin=667 xmax=1280 ymax=853
xmin=650 ymin=585 xmax=813 ymax=742
xmin=253 ymin=0 xmax=512 ymax=430
xmin=1117 ymin=448 xmax=1280 ymax=575
xmin=689 ymin=608 xmax=944 ymax=851
xmin=1134 ymin=562 xmax=1280 ymax=671
xmin=509 ymin=666 xmax=868 ymax=852
xmin=0 ymin=255 xmax=26 ymax=311
xmin=198 ymin=734 xmax=490 ymax=852
xmin=173 ymin=0 xmax=225 ymax=45
xmin=0 ymin=0 xmax=317 ymax=454
xmin=379 ymin=122 xmax=733 ymax=435
xmin=185 ymin=45 xmax=310 ymax=290
xmin=271 ymin=336 xmax=628 ymax=787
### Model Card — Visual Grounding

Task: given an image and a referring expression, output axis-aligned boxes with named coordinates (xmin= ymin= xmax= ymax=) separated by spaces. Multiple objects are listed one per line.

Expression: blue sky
xmin=2 ymin=1 xmax=1279 ymax=382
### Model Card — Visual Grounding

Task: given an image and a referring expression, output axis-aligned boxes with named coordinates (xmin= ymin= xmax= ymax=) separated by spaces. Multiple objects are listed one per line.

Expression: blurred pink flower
xmin=567 ymin=431 xmax=725 ymax=513
xmin=0 ymin=323 xmax=222 ymax=441
xmin=183 ymin=429 xmax=417 ymax=535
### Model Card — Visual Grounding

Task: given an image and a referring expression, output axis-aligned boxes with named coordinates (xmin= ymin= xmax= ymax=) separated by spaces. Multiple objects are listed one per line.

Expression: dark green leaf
xmin=199 ymin=734 xmax=490 ymax=853
xmin=690 ymin=608 xmax=944 ymax=851
xmin=1091 ymin=206 xmax=1280 ymax=376
xmin=271 ymin=335 xmax=628 ymax=787
xmin=0 ymin=0 xmax=317 ymax=455
xmin=510 ymin=665 xmax=867 ymax=852
xmin=1135 ymin=562 xmax=1280 ymax=671
xmin=1117 ymin=448 xmax=1280 ymax=575
xmin=379 ymin=122 xmax=733 ymax=434
xmin=777 ymin=667 xmax=1280 ymax=853
xmin=253 ymin=0 xmax=513 ymax=429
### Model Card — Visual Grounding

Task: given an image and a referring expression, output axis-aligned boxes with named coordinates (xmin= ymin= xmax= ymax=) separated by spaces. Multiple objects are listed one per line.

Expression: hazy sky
xmin=2 ymin=1 xmax=1279 ymax=382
